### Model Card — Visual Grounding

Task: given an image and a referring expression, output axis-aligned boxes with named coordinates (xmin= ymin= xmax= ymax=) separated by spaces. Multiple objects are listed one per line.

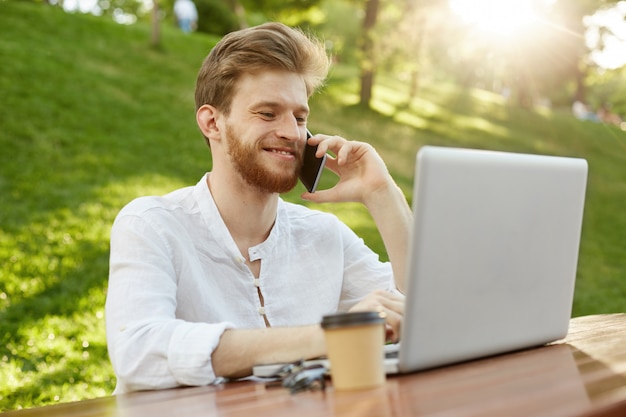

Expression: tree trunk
xmin=359 ymin=0 xmax=379 ymax=108
xmin=407 ymin=14 xmax=426 ymax=104
xmin=228 ymin=0 xmax=248 ymax=30
xmin=151 ymin=0 xmax=161 ymax=49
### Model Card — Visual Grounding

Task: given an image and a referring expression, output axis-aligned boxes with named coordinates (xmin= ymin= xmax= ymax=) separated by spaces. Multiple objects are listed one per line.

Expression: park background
xmin=1 ymin=0 xmax=625 ymax=411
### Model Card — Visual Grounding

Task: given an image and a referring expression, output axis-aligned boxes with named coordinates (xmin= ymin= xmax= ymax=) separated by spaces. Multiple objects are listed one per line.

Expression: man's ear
xmin=196 ymin=104 xmax=222 ymax=141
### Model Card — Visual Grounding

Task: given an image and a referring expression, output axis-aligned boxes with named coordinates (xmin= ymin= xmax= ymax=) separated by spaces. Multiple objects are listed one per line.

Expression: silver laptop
xmin=254 ymin=145 xmax=588 ymax=377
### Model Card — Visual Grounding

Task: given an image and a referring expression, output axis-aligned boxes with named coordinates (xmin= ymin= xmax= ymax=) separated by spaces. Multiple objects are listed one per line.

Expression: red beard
xmin=224 ymin=124 xmax=303 ymax=193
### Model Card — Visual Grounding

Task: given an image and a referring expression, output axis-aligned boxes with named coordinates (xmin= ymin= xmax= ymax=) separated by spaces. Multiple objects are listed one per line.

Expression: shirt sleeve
xmin=335 ymin=220 xmax=399 ymax=312
xmin=105 ymin=208 xmax=233 ymax=394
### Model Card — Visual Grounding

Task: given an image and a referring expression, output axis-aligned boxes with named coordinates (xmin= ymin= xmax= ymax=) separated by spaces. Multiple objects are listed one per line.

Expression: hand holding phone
xmin=298 ymin=129 xmax=327 ymax=193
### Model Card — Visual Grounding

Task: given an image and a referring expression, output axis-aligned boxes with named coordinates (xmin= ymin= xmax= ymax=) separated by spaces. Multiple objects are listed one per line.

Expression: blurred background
xmin=1 ymin=0 xmax=625 ymax=412
xmin=59 ymin=0 xmax=626 ymax=116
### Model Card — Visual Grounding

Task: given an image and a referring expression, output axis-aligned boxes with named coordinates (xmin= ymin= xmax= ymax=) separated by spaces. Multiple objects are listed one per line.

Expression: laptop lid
xmin=397 ymin=146 xmax=588 ymax=373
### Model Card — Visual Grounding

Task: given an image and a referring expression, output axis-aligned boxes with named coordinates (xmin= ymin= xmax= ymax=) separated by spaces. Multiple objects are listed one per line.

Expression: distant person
xmin=572 ymin=100 xmax=599 ymax=122
xmin=173 ymin=0 xmax=198 ymax=33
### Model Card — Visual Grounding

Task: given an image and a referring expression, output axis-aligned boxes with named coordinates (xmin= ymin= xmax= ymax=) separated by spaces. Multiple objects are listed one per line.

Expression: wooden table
xmin=5 ymin=314 xmax=626 ymax=417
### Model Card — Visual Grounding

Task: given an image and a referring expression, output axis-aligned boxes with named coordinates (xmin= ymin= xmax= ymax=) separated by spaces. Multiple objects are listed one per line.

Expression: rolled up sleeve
xmin=108 ymin=319 xmax=232 ymax=393
xmin=106 ymin=206 xmax=234 ymax=394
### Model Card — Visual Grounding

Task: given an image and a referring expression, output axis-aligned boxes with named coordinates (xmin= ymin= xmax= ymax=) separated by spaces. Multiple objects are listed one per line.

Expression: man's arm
xmin=302 ymin=135 xmax=412 ymax=293
xmin=361 ymin=180 xmax=411 ymax=293
xmin=211 ymin=325 xmax=326 ymax=378
xmin=210 ymin=195 xmax=401 ymax=377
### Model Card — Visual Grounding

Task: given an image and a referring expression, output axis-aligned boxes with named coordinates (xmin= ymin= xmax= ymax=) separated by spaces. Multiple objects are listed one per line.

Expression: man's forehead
xmin=233 ymin=71 xmax=308 ymax=107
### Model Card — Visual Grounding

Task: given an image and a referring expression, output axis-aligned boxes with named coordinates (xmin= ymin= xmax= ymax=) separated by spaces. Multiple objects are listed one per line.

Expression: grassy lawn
xmin=1 ymin=2 xmax=625 ymax=411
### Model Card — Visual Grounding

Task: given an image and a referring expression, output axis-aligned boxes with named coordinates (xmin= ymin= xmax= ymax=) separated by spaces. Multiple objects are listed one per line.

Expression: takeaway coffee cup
xmin=321 ymin=311 xmax=386 ymax=390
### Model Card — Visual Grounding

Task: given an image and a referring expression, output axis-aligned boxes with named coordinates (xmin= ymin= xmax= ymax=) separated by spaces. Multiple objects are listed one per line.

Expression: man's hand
xmin=349 ymin=289 xmax=405 ymax=343
xmin=301 ymin=133 xmax=413 ymax=293
xmin=300 ymin=134 xmax=393 ymax=206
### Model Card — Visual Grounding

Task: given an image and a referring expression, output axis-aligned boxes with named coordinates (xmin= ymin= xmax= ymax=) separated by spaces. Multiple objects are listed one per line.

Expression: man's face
xmin=221 ymin=70 xmax=310 ymax=194
xmin=223 ymin=122 xmax=301 ymax=193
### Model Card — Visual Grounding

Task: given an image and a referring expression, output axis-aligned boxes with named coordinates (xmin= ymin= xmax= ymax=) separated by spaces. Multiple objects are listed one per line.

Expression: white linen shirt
xmin=106 ymin=173 xmax=395 ymax=394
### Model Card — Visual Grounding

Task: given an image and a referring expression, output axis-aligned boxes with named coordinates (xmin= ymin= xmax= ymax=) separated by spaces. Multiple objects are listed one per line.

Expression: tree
xmin=359 ymin=0 xmax=380 ymax=107
xmin=549 ymin=0 xmax=622 ymax=103
xmin=151 ymin=0 xmax=161 ymax=48
xmin=389 ymin=0 xmax=450 ymax=104
xmin=227 ymin=0 xmax=247 ymax=29
xmin=413 ymin=0 xmax=623 ymax=107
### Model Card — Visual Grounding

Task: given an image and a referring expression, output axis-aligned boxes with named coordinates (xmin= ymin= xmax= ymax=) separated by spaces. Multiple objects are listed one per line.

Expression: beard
xmin=224 ymin=123 xmax=302 ymax=194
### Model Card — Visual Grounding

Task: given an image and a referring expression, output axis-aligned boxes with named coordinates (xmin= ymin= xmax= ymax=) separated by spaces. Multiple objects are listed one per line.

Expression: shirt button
xmin=258 ymin=307 xmax=266 ymax=315
xmin=253 ymin=279 xmax=261 ymax=287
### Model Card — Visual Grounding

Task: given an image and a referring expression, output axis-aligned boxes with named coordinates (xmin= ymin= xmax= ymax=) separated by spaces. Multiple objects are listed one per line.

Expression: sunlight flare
xmin=449 ymin=0 xmax=537 ymax=36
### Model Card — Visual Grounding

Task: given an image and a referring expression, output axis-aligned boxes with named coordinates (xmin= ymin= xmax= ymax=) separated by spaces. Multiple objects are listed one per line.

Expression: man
xmin=106 ymin=22 xmax=411 ymax=394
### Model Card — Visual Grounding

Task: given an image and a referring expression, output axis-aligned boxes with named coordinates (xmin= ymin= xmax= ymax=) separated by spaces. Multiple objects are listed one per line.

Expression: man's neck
xmin=206 ymin=173 xmax=279 ymax=251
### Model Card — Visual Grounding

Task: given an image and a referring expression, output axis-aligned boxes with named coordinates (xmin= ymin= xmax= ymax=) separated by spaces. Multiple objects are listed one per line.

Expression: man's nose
xmin=276 ymin=116 xmax=302 ymax=143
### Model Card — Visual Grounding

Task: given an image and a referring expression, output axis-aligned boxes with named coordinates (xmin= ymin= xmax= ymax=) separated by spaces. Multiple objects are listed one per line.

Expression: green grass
xmin=1 ymin=1 xmax=625 ymax=411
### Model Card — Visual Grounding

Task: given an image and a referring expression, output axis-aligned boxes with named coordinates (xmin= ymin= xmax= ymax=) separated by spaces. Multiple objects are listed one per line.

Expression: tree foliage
xmin=365 ymin=0 xmax=625 ymax=110
xmin=46 ymin=0 xmax=625 ymax=112
xmin=181 ymin=0 xmax=323 ymax=36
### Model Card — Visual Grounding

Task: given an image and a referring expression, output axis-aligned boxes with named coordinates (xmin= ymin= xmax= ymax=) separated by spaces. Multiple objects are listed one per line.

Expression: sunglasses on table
xmin=264 ymin=359 xmax=327 ymax=394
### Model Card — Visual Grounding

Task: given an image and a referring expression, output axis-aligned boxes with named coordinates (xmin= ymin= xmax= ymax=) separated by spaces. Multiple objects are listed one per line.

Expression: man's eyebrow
xmin=250 ymin=101 xmax=309 ymax=114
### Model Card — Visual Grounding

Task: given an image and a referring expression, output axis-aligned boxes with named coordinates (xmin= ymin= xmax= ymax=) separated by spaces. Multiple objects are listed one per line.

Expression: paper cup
xmin=321 ymin=311 xmax=386 ymax=390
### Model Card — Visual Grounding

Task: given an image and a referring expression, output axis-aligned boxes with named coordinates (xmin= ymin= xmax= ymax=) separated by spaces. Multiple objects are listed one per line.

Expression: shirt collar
xmin=194 ymin=173 xmax=284 ymax=261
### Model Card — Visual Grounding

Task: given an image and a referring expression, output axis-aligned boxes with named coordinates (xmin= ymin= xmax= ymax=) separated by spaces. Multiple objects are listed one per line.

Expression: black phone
xmin=298 ymin=129 xmax=326 ymax=193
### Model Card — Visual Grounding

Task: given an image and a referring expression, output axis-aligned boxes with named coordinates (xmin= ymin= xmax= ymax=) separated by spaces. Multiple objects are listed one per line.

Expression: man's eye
xmin=259 ymin=112 xmax=274 ymax=118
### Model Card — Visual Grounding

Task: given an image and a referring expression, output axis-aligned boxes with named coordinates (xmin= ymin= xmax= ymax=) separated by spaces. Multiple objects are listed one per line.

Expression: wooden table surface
xmin=5 ymin=313 xmax=626 ymax=417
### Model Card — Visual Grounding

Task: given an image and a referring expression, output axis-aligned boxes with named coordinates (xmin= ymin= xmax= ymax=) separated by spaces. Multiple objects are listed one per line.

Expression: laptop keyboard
xmin=384 ymin=343 xmax=400 ymax=359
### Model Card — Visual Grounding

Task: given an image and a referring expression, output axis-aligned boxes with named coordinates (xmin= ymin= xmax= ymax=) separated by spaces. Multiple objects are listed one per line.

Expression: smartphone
xmin=298 ymin=129 xmax=327 ymax=193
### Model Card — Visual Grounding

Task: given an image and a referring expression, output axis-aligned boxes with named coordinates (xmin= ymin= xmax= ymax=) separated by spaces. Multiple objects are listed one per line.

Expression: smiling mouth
xmin=268 ymin=149 xmax=295 ymax=156
xmin=263 ymin=144 xmax=299 ymax=158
